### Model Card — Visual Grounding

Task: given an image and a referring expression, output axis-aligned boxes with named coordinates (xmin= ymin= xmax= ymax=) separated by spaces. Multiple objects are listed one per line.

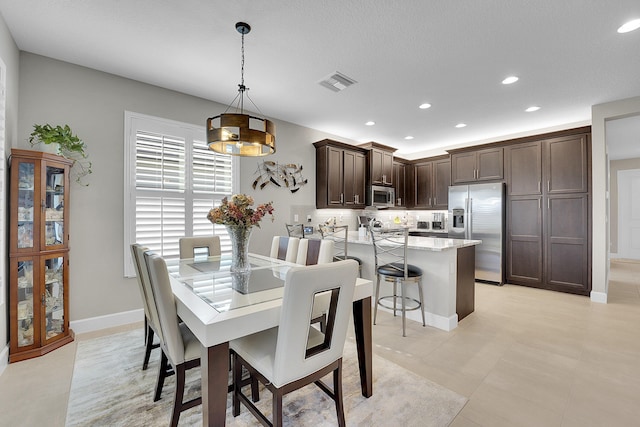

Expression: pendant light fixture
xmin=207 ymin=22 xmax=275 ymax=156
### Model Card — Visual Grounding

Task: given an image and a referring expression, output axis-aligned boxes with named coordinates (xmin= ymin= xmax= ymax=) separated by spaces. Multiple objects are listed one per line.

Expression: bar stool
xmin=318 ymin=224 xmax=363 ymax=277
xmin=370 ymin=227 xmax=426 ymax=337
xmin=285 ymin=223 xmax=305 ymax=238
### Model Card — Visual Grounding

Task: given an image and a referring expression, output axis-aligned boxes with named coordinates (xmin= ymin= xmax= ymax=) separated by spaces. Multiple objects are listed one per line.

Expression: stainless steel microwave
xmin=367 ymin=185 xmax=395 ymax=208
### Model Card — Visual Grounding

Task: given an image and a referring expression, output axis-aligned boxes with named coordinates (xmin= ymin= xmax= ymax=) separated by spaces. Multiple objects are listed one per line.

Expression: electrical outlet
xmin=294 ymin=214 xmax=299 ymax=222
xmin=307 ymin=214 xmax=312 ymax=223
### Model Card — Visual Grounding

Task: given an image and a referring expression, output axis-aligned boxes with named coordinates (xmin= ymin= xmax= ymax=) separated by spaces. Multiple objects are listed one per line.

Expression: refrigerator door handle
xmin=468 ymin=197 xmax=472 ymax=239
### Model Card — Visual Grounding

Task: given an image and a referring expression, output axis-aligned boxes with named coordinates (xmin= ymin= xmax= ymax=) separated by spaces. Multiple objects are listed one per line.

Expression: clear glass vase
xmin=226 ymin=225 xmax=252 ymax=273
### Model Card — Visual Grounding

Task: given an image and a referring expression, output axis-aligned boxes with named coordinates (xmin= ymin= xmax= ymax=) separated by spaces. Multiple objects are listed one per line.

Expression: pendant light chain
xmin=239 ymin=30 xmax=245 ymax=112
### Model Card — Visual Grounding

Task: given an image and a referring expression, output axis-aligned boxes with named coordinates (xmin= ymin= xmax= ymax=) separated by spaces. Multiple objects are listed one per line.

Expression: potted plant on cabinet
xmin=28 ymin=124 xmax=92 ymax=185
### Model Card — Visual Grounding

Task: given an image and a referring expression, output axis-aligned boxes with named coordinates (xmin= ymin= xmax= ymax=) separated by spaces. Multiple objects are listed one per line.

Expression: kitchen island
xmin=344 ymin=232 xmax=481 ymax=331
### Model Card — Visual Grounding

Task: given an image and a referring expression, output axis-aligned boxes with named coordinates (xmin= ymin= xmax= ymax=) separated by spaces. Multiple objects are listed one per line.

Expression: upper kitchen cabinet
xmin=505 ymin=133 xmax=589 ymax=196
xmin=359 ymin=142 xmax=396 ymax=187
xmin=545 ymin=134 xmax=589 ymax=194
xmin=450 ymin=147 xmax=503 ymax=184
xmin=411 ymin=156 xmax=450 ymax=210
xmin=505 ymin=141 xmax=543 ymax=196
xmin=393 ymin=159 xmax=409 ymax=207
xmin=314 ymin=139 xmax=366 ymax=209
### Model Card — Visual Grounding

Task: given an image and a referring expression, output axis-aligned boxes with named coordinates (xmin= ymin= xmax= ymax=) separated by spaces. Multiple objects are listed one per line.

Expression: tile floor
xmin=1 ymin=260 xmax=639 ymax=426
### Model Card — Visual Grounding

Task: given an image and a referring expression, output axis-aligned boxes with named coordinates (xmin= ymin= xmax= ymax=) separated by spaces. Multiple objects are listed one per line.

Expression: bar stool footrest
xmin=377 ymin=295 xmax=422 ymax=312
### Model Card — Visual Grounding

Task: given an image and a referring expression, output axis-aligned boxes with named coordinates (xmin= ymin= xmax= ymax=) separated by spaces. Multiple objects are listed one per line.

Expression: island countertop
xmin=345 ymin=231 xmax=481 ymax=252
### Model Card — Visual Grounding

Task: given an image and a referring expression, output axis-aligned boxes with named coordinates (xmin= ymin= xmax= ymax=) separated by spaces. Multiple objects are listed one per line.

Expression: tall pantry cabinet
xmin=8 ymin=149 xmax=74 ymax=362
xmin=505 ymin=133 xmax=591 ymax=295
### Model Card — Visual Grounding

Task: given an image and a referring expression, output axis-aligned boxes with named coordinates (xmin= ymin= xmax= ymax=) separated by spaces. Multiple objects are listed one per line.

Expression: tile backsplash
xmin=289 ymin=205 xmax=448 ymax=233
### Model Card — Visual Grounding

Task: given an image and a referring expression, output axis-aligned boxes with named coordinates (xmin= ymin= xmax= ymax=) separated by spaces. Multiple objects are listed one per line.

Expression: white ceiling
xmin=1 ymin=1 xmax=639 ymax=158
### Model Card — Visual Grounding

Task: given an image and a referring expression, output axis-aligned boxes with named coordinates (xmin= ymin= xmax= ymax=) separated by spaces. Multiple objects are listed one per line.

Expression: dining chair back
xmin=370 ymin=227 xmax=426 ymax=336
xmin=144 ymin=252 xmax=202 ymax=427
xmin=269 ymin=236 xmax=300 ymax=263
xmin=130 ymin=243 xmax=163 ymax=370
xmin=295 ymin=238 xmax=334 ymax=265
xmin=179 ymin=235 xmax=221 ymax=259
xmin=231 ymin=260 xmax=359 ymax=426
xmin=285 ymin=223 xmax=305 ymax=238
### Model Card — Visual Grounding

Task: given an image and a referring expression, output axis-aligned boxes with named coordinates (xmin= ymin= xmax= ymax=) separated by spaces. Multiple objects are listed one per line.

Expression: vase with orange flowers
xmin=207 ymin=194 xmax=274 ymax=273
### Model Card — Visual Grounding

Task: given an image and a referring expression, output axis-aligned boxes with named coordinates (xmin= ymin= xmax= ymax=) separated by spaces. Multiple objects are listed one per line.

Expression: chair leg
xmin=142 ymin=325 xmax=154 ymax=370
xmin=232 ymin=352 xmax=242 ymax=416
xmin=373 ymin=274 xmax=381 ymax=325
xmin=272 ymin=388 xmax=284 ymax=427
xmin=417 ymin=278 xmax=426 ymax=327
xmin=400 ymin=280 xmax=407 ymax=337
xmin=154 ymin=351 xmax=169 ymax=401
xmin=170 ymin=364 xmax=187 ymax=427
xmin=333 ymin=360 xmax=346 ymax=427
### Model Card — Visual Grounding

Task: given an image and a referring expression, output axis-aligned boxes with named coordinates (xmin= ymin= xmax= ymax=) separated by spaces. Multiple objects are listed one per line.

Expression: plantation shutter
xmin=124 ymin=112 xmax=237 ymax=277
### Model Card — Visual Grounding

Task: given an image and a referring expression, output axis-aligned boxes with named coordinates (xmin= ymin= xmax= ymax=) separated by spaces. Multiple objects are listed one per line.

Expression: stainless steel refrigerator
xmin=448 ymin=182 xmax=505 ymax=284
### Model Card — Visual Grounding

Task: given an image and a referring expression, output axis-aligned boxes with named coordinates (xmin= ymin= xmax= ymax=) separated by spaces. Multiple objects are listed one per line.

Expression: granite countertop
xmin=345 ymin=231 xmax=481 ymax=252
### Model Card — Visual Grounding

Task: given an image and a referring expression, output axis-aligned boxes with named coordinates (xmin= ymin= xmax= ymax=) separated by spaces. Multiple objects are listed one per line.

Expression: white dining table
xmin=165 ymin=253 xmax=373 ymax=427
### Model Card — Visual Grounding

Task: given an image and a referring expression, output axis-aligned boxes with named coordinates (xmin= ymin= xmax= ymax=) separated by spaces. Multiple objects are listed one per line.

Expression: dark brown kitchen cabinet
xmin=505 ymin=142 xmax=542 ymax=196
xmin=314 ymin=139 xmax=366 ymax=209
xmin=451 ymin=147 xmax=503 ymax=184
xmin=359 ymin=142 xmax=395 ymax=187
xmin=545 ymin=134 xmax=589 ymax=194
xmin=505 ymin=131 xmax=591 ymax=296
xmin=393 ymin=160 xmax=408 ymax=207
xmin=506 ymin=195 xmax=543 ymax=286
xmin=433 ymin=158 xmax=451 ymax=209
xmin=412 ymin=156 xmax=450 ymax=209
xmin=545 ymin=194 xmax=589 ymax=293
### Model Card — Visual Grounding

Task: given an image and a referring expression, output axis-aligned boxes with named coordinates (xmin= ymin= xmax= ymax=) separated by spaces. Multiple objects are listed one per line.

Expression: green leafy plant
xmin=29 ymin=124 xmax=92 ymax=185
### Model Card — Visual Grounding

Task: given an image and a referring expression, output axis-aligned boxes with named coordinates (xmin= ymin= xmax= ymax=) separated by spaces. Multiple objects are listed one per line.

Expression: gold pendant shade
xmin=207 ymin=113 xmax=275 ymax=156
xmin=207 ymin=22 xmax=275 ymax=157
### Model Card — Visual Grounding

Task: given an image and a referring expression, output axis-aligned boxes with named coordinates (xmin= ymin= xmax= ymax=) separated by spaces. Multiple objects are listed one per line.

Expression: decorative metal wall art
xmin=252 ymin=160 xmax=308 ymax=193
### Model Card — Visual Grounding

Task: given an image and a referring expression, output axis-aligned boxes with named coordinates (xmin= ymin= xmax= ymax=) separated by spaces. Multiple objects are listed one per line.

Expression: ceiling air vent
xmin=318 ymin=72 xmax=357 ymax=92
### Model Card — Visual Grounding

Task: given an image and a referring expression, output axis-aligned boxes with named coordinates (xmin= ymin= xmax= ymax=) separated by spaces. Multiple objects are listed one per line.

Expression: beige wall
xmin=0 ymin=13 xmax=21 ymax=357
xmin=17 ymin=52 xmax=354 ymax=322
xmin=609 ymin=158 xmax=640 ymax=254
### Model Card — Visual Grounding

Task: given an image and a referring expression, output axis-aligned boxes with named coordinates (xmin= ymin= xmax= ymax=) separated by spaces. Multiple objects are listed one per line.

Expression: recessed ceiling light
xmin=617 ymin=18 xmax=640 ymax=33
xmin=525 ymin=106 xmax=541 ymax=112
xmin=502 ymin=76 xmax=519 ymax=85
xmin=419 ymin=103 xmax=432 ymax=109
xmin=455 ymin=123 xmax=467 ymax=128
xmin=404 ymin=136 xmax=414 ymax=140
xmin=365 ymin=121 xmax=375 ymax=126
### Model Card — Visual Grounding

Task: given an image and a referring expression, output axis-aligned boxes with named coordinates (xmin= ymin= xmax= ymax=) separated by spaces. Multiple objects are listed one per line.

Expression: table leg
xmin=201 ymin=342 xmax=229 ymax=426
xmin=352 ymin=296 xmax=372 ymax=397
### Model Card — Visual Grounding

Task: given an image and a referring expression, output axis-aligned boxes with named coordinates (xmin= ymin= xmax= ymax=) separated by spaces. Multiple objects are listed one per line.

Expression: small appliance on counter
xmin=431 ymin=213 xmax=445 ymax=230
xmin=416 ymin=221 xmax=430 ymax=230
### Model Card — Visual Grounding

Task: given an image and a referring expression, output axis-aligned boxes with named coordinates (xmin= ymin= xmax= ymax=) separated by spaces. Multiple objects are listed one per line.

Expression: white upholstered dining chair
xmin=230 ymin=260 xmax=359 ymax=427
xmin=269 ymin=236 xmax=300 ymax=263
xmin=295 ymin=238 xmax=334 ymax=265
xmin=144 ymin=251 xmax=202 ymax=427
xmin=179 ymin=235 xmax=221 ymax=259
xmin=130 ymin=243 xmax=162 ymax=371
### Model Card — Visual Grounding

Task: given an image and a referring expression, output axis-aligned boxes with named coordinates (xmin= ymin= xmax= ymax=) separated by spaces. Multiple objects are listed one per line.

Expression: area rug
xmin=65 ymin=329 xmax=466 ymax=426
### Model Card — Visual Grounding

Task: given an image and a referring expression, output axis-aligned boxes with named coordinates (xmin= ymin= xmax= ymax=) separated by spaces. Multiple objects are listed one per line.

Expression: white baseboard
xmin=590 ymin=291 xmax=608 ymax=304
xmin=423 ymin=311 xmax=458 ymax=332
xmin=70 ymin=309 xmax=144 ymax=335
xmin=377 ymin=305 xmax=458 ymax=331
xmin=0 ymin=344 xmax=8 ymax=377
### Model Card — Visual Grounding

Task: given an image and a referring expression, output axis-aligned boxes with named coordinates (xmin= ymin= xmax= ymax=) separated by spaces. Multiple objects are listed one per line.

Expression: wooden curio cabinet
xmin=8 ymin=149 xmax=74 ymax=362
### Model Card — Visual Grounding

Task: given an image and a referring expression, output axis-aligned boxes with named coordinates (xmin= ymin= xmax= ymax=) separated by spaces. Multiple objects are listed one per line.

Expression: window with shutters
xmin=123 ymin=111 xmax=238 ymax=277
